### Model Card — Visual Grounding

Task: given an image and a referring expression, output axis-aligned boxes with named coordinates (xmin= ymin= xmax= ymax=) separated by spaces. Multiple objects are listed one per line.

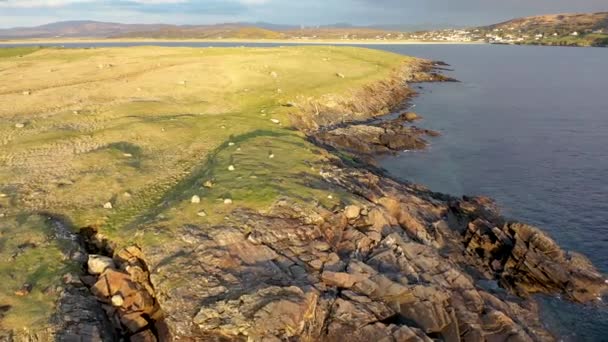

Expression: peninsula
xmin=0 ymin=46 xmax=606 ymax=341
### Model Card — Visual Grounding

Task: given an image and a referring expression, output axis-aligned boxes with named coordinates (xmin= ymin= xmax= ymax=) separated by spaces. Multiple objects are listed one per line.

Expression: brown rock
xmin=121 ymin=312 xmax=150 ymax=333
xmin=344 ymin=205 xmax=361 ymax=220
xmin=401 ymin=111 xmax=420 ymax=121
xmin=130 ymin=329 xmax=157 ymax=342
xmin=321 ymin=271 xmax=368 ymax=288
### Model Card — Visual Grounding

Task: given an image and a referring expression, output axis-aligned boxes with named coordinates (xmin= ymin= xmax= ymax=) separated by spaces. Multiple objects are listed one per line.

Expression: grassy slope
xmin=0 ymin=45 xmax=413 ymax=331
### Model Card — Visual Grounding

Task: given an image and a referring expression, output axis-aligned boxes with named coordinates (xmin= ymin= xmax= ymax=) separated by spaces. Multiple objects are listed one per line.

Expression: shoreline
xmin=0 ymin=37 xmax=484 ymax=46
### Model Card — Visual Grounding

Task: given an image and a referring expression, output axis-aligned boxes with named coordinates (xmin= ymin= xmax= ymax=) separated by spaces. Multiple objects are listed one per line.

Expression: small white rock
xmin=87 ymin=255 xmax=115 ymax=275
xmin=228 ymin=142 xmax=235 ymax=146
xmin=197 ymin=211 xmax=207 ymax=217
xmin=22 ymin=91 xmax=31 ymax=96
xmin=0 ymin=193 xmax=6 ymax=198
xmin=15 ymin=123 xmax=25 ymax=129
xmin=191 ymin=195 xmax=201 ymax=204
xmin=123 ymin=153 xmax=133 ymax=158
xmin=269 ymin=154 xmax=275 ymax=159
xmin=111 ymin=294 xmax=124 ymax=307
xmin=228 ymin=165 xmax=235 ymax=171
xmin=103 ymin=202 xmax=113 ymax=209
xmin=327 ymin=195 xmax=334 ymax=199
xmin=270 ymin=119 xmax=280 ymax=124
xmin=224 ymin=199 xmax=233 ymax=205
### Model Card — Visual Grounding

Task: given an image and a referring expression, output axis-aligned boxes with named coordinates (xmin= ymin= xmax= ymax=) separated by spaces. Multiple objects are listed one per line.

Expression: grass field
xmin=0 ymin=45 xmax=413 ymax=332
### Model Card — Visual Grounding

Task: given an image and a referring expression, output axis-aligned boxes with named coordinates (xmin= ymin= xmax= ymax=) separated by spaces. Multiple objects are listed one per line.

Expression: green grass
xmin=0 ymin=45 xmax=412 ymax=333
xmin=0 ymin=47 xmax=42 ymax=59
xmin=0 ymin=215 xmax=79 ymax=331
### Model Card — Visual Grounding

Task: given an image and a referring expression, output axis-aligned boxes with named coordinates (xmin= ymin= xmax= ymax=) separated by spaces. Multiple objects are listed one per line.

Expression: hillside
xmin=486 ymin=12 xmax=608 ymax=34
xmin=479 ymin=12 xmax=608 ymax=47
xmin=0 ymin=21 xmax=173 ymax=39
xmin=0 ymin=20 xmax=400 ymax=41
xmin=117 ymin=24 xmax=286 ymax=40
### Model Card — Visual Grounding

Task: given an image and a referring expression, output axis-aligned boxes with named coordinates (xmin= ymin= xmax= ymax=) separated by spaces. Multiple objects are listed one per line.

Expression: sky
xmin=0 ymin=0 xmax=606 ymax=29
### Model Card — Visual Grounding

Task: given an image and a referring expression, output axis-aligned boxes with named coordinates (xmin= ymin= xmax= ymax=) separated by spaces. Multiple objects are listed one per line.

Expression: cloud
xmin=0 ymin=0 xmax=93 ymax=7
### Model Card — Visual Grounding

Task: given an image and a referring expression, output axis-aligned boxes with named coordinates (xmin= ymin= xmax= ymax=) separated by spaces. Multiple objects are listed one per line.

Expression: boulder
xmin=87 ymin=255 xmax=115 ymax=275
xmin=401 ymin=112 xmax=420 ymax=121
xmin=344 ymin=205 xmax=361 ymax=220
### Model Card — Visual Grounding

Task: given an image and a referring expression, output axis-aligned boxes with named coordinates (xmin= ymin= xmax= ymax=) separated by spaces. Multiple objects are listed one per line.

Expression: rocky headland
xmin=0 ymin=47 xmax=605 ymax=342
xmin=70 ymin=62 xmax=606 ymax=341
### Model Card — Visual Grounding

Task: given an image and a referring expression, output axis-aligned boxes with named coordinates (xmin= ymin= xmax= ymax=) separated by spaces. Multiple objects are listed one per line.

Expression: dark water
xmin=3 ymin=41 xmax=607 ymax=340
xmin=377 ymin=44 xmax=608 ymax=341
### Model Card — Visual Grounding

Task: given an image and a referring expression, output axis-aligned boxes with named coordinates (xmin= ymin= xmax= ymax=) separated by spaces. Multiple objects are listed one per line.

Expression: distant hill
xmin=117 ymin=24 xmax=286 ymax=40
xmin=0 ymin=21 xmax=174 ymax=39
xmin=483 ymin=12 xmax=608 ymax=34
xmin=0 ymin=20 xmax=404 ymax=40
xmin=477 ymin=12 xmax=608 ymax=47
xmin=1 ymin=14 xmax=606 ymax=46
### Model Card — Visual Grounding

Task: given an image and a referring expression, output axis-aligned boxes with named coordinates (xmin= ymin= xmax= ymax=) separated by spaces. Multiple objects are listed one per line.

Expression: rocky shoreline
xmin=8 ymin=59 xmax=606 ymax=342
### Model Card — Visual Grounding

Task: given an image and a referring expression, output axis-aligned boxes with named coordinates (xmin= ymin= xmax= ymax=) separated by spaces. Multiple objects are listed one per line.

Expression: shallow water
xmin=2 ymin=41 xmax=607 ymax=340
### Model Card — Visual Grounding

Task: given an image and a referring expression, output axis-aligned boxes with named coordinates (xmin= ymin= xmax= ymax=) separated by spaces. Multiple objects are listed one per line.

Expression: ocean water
xmin=377 ymin=44 xmax=608 ymax=341
xmin=2 ymin=41 xmax=606 ymax=340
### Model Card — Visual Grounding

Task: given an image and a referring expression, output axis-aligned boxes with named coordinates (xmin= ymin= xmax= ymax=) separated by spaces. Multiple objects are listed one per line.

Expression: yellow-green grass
xmin=0 ymin=45 xmax=412 ymax=331
xmin=0 ymin=47 xmax=42 ymax=59
xmin=0 ymin=215 xmax=79 ymax=331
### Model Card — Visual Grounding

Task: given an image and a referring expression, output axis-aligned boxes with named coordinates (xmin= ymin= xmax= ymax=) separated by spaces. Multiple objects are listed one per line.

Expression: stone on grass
xmin=197 ymin=211 xmax=207 ymax=217
xmin=203 ymin=180 xmax=214 ymax=188
xmin=103 ymin=202 xmax=113 ymax=209
xmin=228 ymin=165 xmax=235 ymax=171
xmin=270 ymin=71 xmax=278 ymax=78
xmin=269 ymin=154 xmax=275 ymax=159
xmin=270 ymin=119 xmax=281 ymax=124
xmin=191 ymin=195 xmax=201 ymax=204
xmin=14 ymin=283 xmax=32 ymax=297
xmin=224 ymin=199 xmax=233 ymax=205
xmin=88 ymin=255 xmax=115 ymax=275
xmin=15 ymin=123 xmax=25 ymax=129
xmin=336 ymin=73 xmax=345 ymax=78
xmin=22 ymin=91 xmax=31 ymax=96
xmin=228 ymin=142 xmax=235 ymax=146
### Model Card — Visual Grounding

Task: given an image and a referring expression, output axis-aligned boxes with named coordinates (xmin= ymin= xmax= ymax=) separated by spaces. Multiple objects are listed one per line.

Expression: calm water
xmin=2 ymin=41 xmax=607 ymax=340
xmin=378 ymin=44 xmax=608 ymax=341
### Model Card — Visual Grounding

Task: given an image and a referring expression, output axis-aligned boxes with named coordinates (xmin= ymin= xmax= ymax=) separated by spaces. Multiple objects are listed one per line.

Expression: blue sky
xmin=0 ymin=0 xmax=606 ymax=28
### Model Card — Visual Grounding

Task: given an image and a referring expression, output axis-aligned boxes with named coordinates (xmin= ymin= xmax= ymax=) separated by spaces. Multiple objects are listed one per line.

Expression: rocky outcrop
xmin=139 ymin=159 xmax=606 ymax=341
xmin=314 ymin=119 xmax=439 ymax=156
xmin=133 ymin=61 xmax=606 ymax=341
